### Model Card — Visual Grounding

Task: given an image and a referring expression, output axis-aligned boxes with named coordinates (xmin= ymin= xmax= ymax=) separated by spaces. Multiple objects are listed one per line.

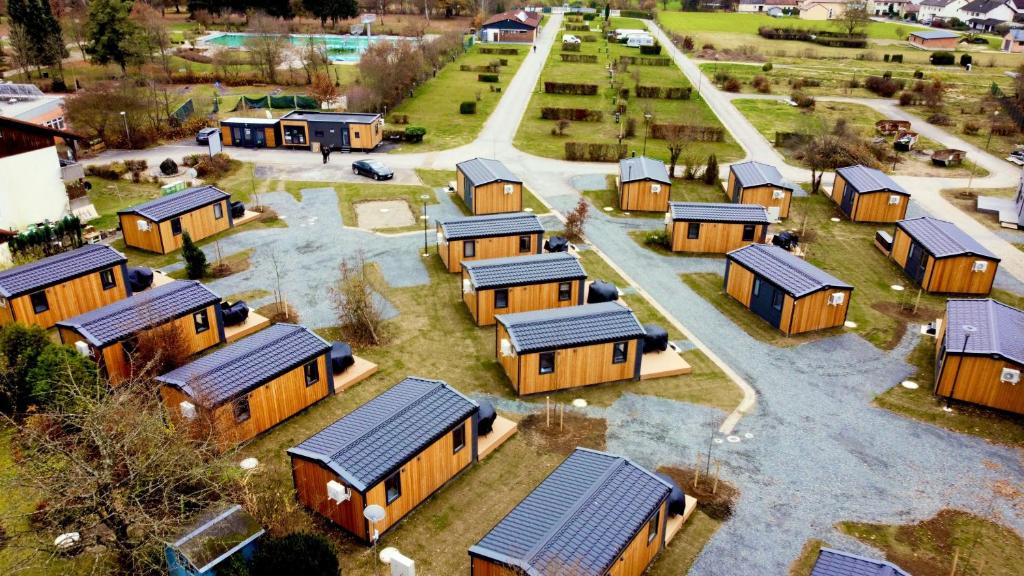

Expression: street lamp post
xmin=120 ymin=111 xmax=130 ymax=148
xmin=945 ymin=324 xmax=977 ymax=411
xmin=420 ymin=194 xmax=430 ymax=256
xmin=642 ymin=112 xmax=652 ymax=157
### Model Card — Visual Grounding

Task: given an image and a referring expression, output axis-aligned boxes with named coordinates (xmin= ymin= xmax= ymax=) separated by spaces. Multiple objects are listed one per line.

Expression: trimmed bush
xmin=459 ymin=101 xmax=477 ymax=114
xmin=960 ymin=54 xmax=973 ymax=67
xmin=619 ymin=56 xmax=671 ymax=66
xmin=460 ymin=64 xmax=499 ymax=73
xmin=478 ymin=47 xmax=519 ymax=55
xmin=478 ymin=73 xmax=499 ymax=83
xmin=561 ymin=54 xmax=598 ymax=63
xmin=650 ymin=124 xmax=725 ymax=142
xmin=635 ymin=85 xmax=692 ymax=99
xmin=913 ymin=69 xmax=924 ymax=79
xmin=564 ymin=142 xmax=627 ymax=162
xmin=565 ymin=23 xmax=590 ymax=31
xmin=85 ymin=162 xmax=128 ymax=180
xmin=561 ymin=42 xmax=581 ymax=52
xmin=405 ymin=126 xmax=426 ymax=142
xmin=182 ymin=232 xmax=208 ymax=280
xmin=619 ymin=10 xmax=653 ymax=19
xmin=544 ymin=82 xmax=598 ymax=95
xmin=723 ymin=78 xmax=742 ymax=92
xmin=864 ymin=75 xmax=904 ymax=97
xmin=762 ymin=62 xmax=773 ymax=72
xmin=541 ymin=108 xmax=603 ymax=122
xmin=930 ymin=51 xmax=955 ymax=65
xmin=159 ymin=158 xmax=178 ymax=176
xmin=639 ymin=44 xmax=662 ymax=55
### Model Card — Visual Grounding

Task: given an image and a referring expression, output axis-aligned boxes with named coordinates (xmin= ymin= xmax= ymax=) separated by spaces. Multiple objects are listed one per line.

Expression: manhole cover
xmin=743 ymin=432 xmax=754 ymax=439
xmin=901 ymin=380 xmax=919 ymax=390
xmin=713 ymin=438 xmax=724 ymax=444
xmin=239 ymin=457 xmax=259 ymax=470
xmin=603 ymin=206 xmax=613 ymax=212
xmin=844 ymin=320 xmax=858 ymax=328
xmin=830 ymin=217 xmax=840 ymax=222
xmin=890 ymin=285 xmax=905 ymax=291
xmin=572 ymin=398 xmax=588 ymax=407
xmin=524 ymin=207 xmax=534 ymax=212
xmin=726 ymin=435 xmax=741 ymax=443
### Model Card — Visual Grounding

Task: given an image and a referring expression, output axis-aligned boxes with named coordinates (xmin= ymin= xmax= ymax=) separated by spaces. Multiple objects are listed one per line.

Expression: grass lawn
xmin=388 ymin=44 xmax=529 ymax=152
xmin=277 ymin=179 xmax=441 ymax=233
xmin=838 ymin=509 xmax=1024 ymax=576
xmin=167 ymin=247 xmax=254 ymax=280
xmin=414 ymin=168 xmax=456 ymax=188
xmin=582 ymin=175 xmax=725 ymax=218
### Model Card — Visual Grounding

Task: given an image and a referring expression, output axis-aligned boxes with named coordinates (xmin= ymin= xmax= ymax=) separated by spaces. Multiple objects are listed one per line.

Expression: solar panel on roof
xmin=0 ymin=83 xmax=45 ymax=100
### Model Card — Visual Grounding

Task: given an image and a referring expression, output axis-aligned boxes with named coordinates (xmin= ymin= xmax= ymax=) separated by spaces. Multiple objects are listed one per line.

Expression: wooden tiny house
xmin=935 ymin=299 xmax=1024 ymax=415
xmin=118 ymin=185 xmax=233 ymax=254
xmin=830 ymin=165 xmax=910 ymax=223
xmin=469 ymin=448 xmax=675 ymax=576
xmin=455 ymin=158 xmax=523 ymax=215
xmin=495 ymin=302 xmax=646 ymax=395
xmin=56 ymin=280 xmax=224 ymax=385
xmin=890 ymin=217 xmax=1000 ymax=294
xmin=0 ymin=244 xmax=130 ymax=329
xmin=437 ymin=212 xmax=544 ymax=273
xmin=665 ymin=202 xmax=770 ymax=254
xmin=727 ymin=161 xmax=800 ymax=220
xmin=219 ymin=118 xmax=281 ymax=148
xmin=157 ymin=324 xmax=332 ymax=445
xmin=277 ymin=111 xmax=383 ymax=152
xmin=619 ymin=156 xmax=672 ymax=213
xmin=462 ymin=252 xmax=586 ymax=326
xmin=724 ymin=244 xmax=853 ymax=336
xmin=288 ymin=377 xmax=478 ymax=542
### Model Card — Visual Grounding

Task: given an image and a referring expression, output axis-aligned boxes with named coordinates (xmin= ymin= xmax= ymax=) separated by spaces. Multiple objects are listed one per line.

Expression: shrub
xmin=639 ymin=44 xmax=662 ymax=55
xmin=563 ymin=198 xmax=590 ymax=241
xmin=181 ymin=232 xmax=208 ymax=280
xmin=682 ymin=36 xmax=694 ymax=51
xmin=913 ymin=69 xmax=924 ymax=79
xmin=544 ymin=82 xmax=598 ymax=95
xmin=561 ymin=53 xmax=598 ymax=63
xmin=762 ymin=62 xmax=773 ymax=72
xmin=882 ymin=70 xmax=892 ymax=79
xmin=251 ymin=533 xmax=338 ymax=576
xmin=702 ymin=43 xmax=715 ymax=50
xmin=963 ymin=121 xmax=980 ymax=135
xmin=478 ymin=47 xmax=519 ymax=55
xmin=847 ymin=77 xmax=861 ymax=89
xmin=898 ymin=91 xmax=915 ymax=106
xmin=85 ymin=162 xmax=128 ymax=180
xmin=891 ymin=54 xmax=903 ymax=63
xmin=650 ymin=124 xmax=725 ymax=142
xmin=625 ymin=117 xmax=637 ymax=138
xmin=644 ymin=230 xmax=670 ymax=248
xmin=405 ymin=126 xmax=426 ymax=143
xmin=752 ymin=75 xmax=771 ymax=94
xmin=460 ymin=101 xmax=476 ymax=114
xmin=193 ymin=153 xmax=233 ymax=179
xmin=864 ymin=75 xmax=903 ymax=97
xmin=791 ymin=92 xmax=815 ymax=108
xmin=928 ymin=113 xmax=952 ymax=126
xmin=564 ymin=142 xmax=627 ymax=162
xmin=723 ymin=78 xmax=742 ymax=93
xmin=992 ymin=122 xmax=1018 ymax=136
xmin=960 ymin=54 xmax=973 ymax=67
xmin=159 ymin=158 xmax=178 ymax=176
xmin=635 ymin=85 xmax=692 ymax=99
xmin=703 ymin=154 xmax=719 ymax=185
xmin=541 ymin=108 xmax=603 ymax=122
xmin=478 ymin=73 xmax=499 ymax=83
xmin=930 ymin=51 xmax=955 ymax=65
xmin=561 ymin=41 xmax=581 ymax=52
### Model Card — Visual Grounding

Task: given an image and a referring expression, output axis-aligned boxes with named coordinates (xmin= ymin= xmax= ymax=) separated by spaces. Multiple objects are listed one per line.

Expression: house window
xmin=232 ymin=396 xmax=251 ymax=423
xmin=558 ymin=282 xmax=572 ymax=301
xmin=100 ymin=268 xmax=117 ymax=290
xmin=742 ymin=225 xmax=756 ymax=242
xmin=171 ymin=218 xmax=183 ymax=236
xmin=354 ymin=131 xmax=360 ymax=139
xmin=193 ymin=310 xmax=210 ymax=334
xmin=888 ymin=194 xmax=901 ymax=205
xmin=304 ymin=359 xmax=320 ymax=386
xmin=772 ymin=290 xmax=783 ymax=311
xmin=213 ymin=203 xmax=223 ymax=220
xmin=463 ymin=240 xmax=476 ymax=258
xmin=612 ymin=341 xmax=629 ymax=364
xmin=385 ymin=471 xmax=402 ymax=504
xmin=687 ymin=222 xmax=700 ymax=240
xmin=539 ymin=351 xmax=555 ymax=374
xmin=452 ymin=425 xmax=466 ymax=453
xmin=30 ymin=291 xmax=48 ymax=314
xmin=494 ymin=288 xmax=509 ymax=309
xmin=519 ymin=235 xmax=532 ymax=253
xmin=647 ymin=510 xmax=660 ymax=543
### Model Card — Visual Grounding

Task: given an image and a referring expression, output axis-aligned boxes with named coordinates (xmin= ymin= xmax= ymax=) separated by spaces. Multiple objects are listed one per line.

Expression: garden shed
xmin=890 ymin=217 xmax=1000 ymax=294
xmin=118 ymin=185 xmax=233 ymax=254
xmin=830 ymin=165 xmax=910 ymax=223
xmin=908 ymin=29 xmax=959 ymax=49
xmin=455 ymin=158 xmax=523 ymax=215
xmin=469 ymin=448 xmax=674 ymax=576
xmin=165 ymin=504 xmax=264 ymax=576
xmin=495 ymin=301 xmax=646 ymax=395
xmin=278 ymin=110 xmax=383 ymax=152
xmin=724 ymin=244 xmax=853 ymax=335
xmin=157 ymin=323 xmax=332 ymax=445
xmin=437 ymin=212 xmax=544 ymax=272
xmin=287 ymin=377 xmax=479 ymax=542
xmin=666 ymin=202 xmax=770 ymax=253
xmin=619 ymin=156 xmax=672 ymax=213
xmin=935 ymin=299 xmax=1024 ymax=415
xmin=727 ymin=161 xmax=800 ymax=220
xmin=462 ymin=252 xmax=587 ymax=326
xmin=479 ymin=9 xmax=541 ymax=43
xmin=0 ymin=244 xmax=130 ymax=329
xmin=56 ymin=280 xmax=224 ymax=385
xmin=219 ymin=117 xmax=281 ymax=148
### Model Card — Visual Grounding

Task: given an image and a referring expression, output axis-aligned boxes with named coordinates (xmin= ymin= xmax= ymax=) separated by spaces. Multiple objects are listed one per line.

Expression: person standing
xmin=322 ymin=145 xmax=331 ymax=164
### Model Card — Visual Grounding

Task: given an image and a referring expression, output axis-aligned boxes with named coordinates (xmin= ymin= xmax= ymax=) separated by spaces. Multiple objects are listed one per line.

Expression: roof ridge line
xmin=77 ymin=281 xmax=191 ymax=326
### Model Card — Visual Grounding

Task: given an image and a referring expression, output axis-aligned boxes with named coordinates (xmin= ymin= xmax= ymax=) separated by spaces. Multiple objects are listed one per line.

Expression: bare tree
xmin=246 ymin=12 xmax=288 ymax=84
xmin=211 ymin=46 xmax=243 ymax=83
xmin=564 ymin=198 xmax=590 ymax=242
xmin=131 ymin=2 xmax=173 ymax=77
xmin=839 ymin=4 xmax=870 ymax=37
xmin=298 ymin=35 xmax=329 ymax=85
xmin=329 ymin=252 xmax=388 ymax=346
xmin=308 ymin=72 xmax=340 ymax=109
xmin=663 ymin=125 xmax=689 ymax=178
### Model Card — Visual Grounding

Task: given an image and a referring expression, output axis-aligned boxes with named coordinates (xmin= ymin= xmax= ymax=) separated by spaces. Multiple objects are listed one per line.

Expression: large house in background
xmin=0 ymin=84 xmax=66 ymax=130
xmin=738 ymin=0 xmax=800 ymax=12
xmin=800 ymin=0 xmax=857 ymax=19
xmin=958 ymin=0 xmax=1015 ymax=30
xmin=479 ymin=9 xmax=541 ymax=43
xmin=918 ymin=0 xmax=969 ymax=22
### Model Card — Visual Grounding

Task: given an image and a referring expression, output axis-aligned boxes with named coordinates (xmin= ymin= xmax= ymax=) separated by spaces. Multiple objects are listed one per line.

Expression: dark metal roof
xmin=811 ymin=548 xmax=910 ymax=576
xmin=669 ymin=202 xmax=770 ymax=223
xmin=469 ymin=448 xmax=671 ymax=576
xmin=280 ymin=110 xmax=381 ymax=124
xmin=836 ymin=165 xmax=908 ymax=196
xmin=962 ymin=0 xmax=1006 ymax=12
xmin=910 ymin=29 xmax=959 ymax=40
xmin=56 ymin=280 xmax=220 ymax=347
xmin=896 ymin=217 xmax=999 ymax=260
xmin=728 ymin=244 xmax=852 ymax=298
xmin=464 ymin=252 xmax=586 ymax=290
xmin=730 ymin=161 xmax=801 ymax=192
xmin=456 ymin=158 xmax=522 ymax=186
xmin=439 ymin=212 xmax=544 ymax=240
xmin=496 ymin=301 xmax=645 ymax=353
xmin=0 ymin=244 xmax=126 ymax=298
xmin=619 ymin=156 xmax=671 ymax=185
xmin=118 ymin=185 xmax=229 ymax=222
xmin=287 ymin=377 xmax=478 ymax=492
xmin=156 ymin=323 xmax=330 ymax=408
xmin=946 ymin=298 xmax=1024 ymax=366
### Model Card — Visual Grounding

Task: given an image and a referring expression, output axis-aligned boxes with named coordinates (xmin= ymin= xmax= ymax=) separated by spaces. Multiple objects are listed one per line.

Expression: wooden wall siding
xmin=496 ymin=323 xmax=521 ymax=392
xmin=291 ymin=457 xmax=368 ymax=540
xmin=467 ymin=279 xmax=582 ymax=326
xmin=348 ymin=123 xmax=382 ymax=150
xmin=515 ymin=341 xmax=639 ymax=395
xmin=362 ymin=418 xmax=474 ymax=536
xmin=780 ymin=288 xmax=851 ymax=335
xmin=119 ymin=213 xmax=164 ymax=253
xmin=442 ymin=234 xmax=540 ymax=273
xmin=4 ymin=267 xmax=128 ymax=329
xmin=724 ymin=261 xmax=756 ymax=307
xmin=220 ymin=126 xmax=233 ymax=146
xmin=607 ymin=502 xmax=667 ymax=576
xmin=470 ymin=557 xmax=519 ymax=576
xmin=890 ymin=227 xmax=913 ymax=267
xmin=619 ymin=180 xmax=670 ymax=213
xmin=936 ymin=354 xmax=1024 ymax=415
xmin=669 ymin=221 xmax=766 ymax=253
xmin=471 ymin=182 xmax=523 ymax=215
xmin=891 ymin=230 xmax=996 ymax=294
xmin=0 ymin=302 xmax=13 ymax=324
xmin=738 ymin=186 xmax=791 ymax=219
xmin=156 ymin=201 xmax=232 ymax=253
xmin=851 ymin=191 xmax=908 ymax=223
xmin=829 ymin=174 xmax=847 ymax=208
xmin=0 ymin=124 xmax=56 ymax=158
xmin=463 ymin=282 xmax=480 ymax=322
xmin=264 ymin=127 xmax=277 ymax=148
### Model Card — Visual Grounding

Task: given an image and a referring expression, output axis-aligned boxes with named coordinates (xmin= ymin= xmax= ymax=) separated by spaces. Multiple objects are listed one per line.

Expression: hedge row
xmin=619 ymin=10 xmax=653 ymax=18
xmin=639 ymin=44 xmax=662 ymax=55
xmin=561 ymin=42 xmax=581 ymax=52
xmin=650 ymin=124 xmax=724 ymax=142
xmin=460 ymin=64 xmax=499 ymax=73
xmin=619 ymin=56 xmax=671 ymax=66
xmin=580 ymin=35 xmax=598 ymax=42
xmin=758 ymin=26 xmax=868 ymax=48
xmin=565 ymin=23 xmax=590 ymax=31
xmin=635 ymin=85 xmax=691 ymax=99
xmin=544 ymin=82 xmax=598 ymax=95
xmin=565 ymin=142 xmax=627 ymax=162
xmin=478 ymin=47 xmax=519 ymax=55
xmin=478 ymin=73 xmax=499 ymax=83
xmin=541 ymin=108 xmax=603 ymax=122
xmin=560 ymin=53 xmax=599 ymax=63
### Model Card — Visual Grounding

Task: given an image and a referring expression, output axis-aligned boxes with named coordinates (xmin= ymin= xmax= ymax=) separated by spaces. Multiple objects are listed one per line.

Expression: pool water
xmin=204 ymin=33 xmax=395 ymax=62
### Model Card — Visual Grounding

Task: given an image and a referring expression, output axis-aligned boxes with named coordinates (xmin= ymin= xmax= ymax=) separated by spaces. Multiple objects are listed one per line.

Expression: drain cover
xmin=713 ymin=438 xmax=724 ymax=444
xmin=844 ymin=321 xmax=858 ymax=328
xmin=744 ymin=432 xmax=754 ymax=439
xmin=572 ymin=398 xmax=588 ymax=407
xmin=239 ymin=457 xmax=259 ymax=470
xmin=890 ymin=285 xmax=905 ymax=291
xmin=830 ymin=217 xmax=841 ymax=222
xmin=901 ymin=380 xmax=919 ymax=390
xmin=726 ymin=435 xmax=741 ymax=443
xmin=603 ymin=206 xmax=613 ymax=212
xmin=524 ymin=207 xmax=534 ymax=212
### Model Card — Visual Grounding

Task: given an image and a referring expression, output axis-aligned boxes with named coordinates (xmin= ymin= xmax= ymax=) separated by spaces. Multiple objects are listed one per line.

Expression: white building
xmin=737 ymin=0 xmax=800 ymax=12
xmin=918 ymin=0 xmax=969 ymax=22
xmin=957 ymin=0 xmax=1014 ymax=30
xmin=0 ymin=83 xmax=67 ymax=130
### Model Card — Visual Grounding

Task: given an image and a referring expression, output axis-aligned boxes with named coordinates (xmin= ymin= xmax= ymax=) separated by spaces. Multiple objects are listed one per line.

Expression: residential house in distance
xmin=118 ymin=185 xmax=233 ymax=254
xmin=809 ymin=548 xmax=910 ymax=576
xmin=288 ymin=377 xmax=479 ymax=542
xmin=872 ymin=0 xmax=912 ymax=16
xmin=165 ymin=504 xmax=265 ymax=576
xmin=830 ymin=165 xmax=910 ymax=223
xmin=0 ymin=83 xmax=66 ymax=129
xmin=799 ymin=0 xmax=852 ymax=20
xmin=665 ymin=202 xmax=770 ymax=254
xmin=618 ymin=156 xmax=672 ymax=213
xmin=908 ymin=29 xmax=960 ymax=50
xmin=436 ymin=212 xmax=544 ymax=272
xmin=727 ymin=160 xmax=799 ymax=220
xmin=935 ymin=299 xmax=1024 ymax=415
xmin=479 ymin=9 xmax=541 ymax=43
xmin=461 ymin=252 xmax=587 ymax=326
xmin=958 ymin=0 xmax=1014 ymax=31
xmin=0 ymin=244 xmax=130 ymax=329
xmin=889 ymin=217 xmax=1000 ymax=294
xmin=918 ymin=0 xmax=969 ymax=22
xmin=1003 ymin=28 xmax=1024 ymax=52
xmin=57 ymin=280 xmax=224 ymax=385
xmin=157 ymin=324 xmax=332 ymax=445
xmin=737 ymin=0 xmax=800 ymax=13
xmin=455 ymin=158 xmax=524 ymax=215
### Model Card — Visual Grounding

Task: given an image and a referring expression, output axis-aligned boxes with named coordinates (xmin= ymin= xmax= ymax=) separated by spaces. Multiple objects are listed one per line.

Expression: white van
xmin=626 ymin=34 xmax=655 ymax=48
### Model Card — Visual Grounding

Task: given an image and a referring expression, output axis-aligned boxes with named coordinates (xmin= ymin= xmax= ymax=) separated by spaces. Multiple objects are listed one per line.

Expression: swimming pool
xmin=203 ymin=33 xmax=398 ymax=62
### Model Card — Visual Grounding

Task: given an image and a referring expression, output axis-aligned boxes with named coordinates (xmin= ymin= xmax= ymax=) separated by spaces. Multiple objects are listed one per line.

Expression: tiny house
xmin=619 ymin=156 xmax=672 ymax=213
xmin=220 ymin=117 xmax=281 ymax=148
xmin=57 ymin=280 xmax=224 ymax=385
xmin=462 ymin=252 xmax=587 ymax=326
xmin=727 ymin=161 xmax=800 ymax=220
xmin=469 ymin=448 xmax=673 ymax=576
xmin=830 ymin=165 xmax=910 ymax=223
xmin=278 ymin=110 xmax=383 ymax=152
xmin=455 ymin=158 xmax=523 ymax=215
xmin=724 ymin=244 xmax=853 ymax=335
xmin=157 ymin=324 xmax=332 ymax=445
xmin=288 ymin=377 xmax=478 ymax=542
xmin=890 ymin=217 xmax=1000 ymax=294
xmin=665 ymin=202 xmax=770 ymax=254
xmin=935 ymin=299 xmax=1024 ymax=415
xmin=495 ymin=302 xmax=646 ymax=395
xmin=437 ymin=212 xmax=544 ymax=273
xmin=165 ymin=504 xmax=264 ymax=576
xmin=810 ymin=548 xmax=910 ymax=576
xmin=118 ymin=185 xmax=233 ymax=254
xmin=0 ymin=244 xmax=130 ymax=329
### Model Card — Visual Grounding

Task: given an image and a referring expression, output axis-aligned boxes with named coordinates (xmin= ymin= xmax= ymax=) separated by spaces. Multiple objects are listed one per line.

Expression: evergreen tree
xmin=85 ymin=0 xmax=141 ymax=74
xmin=6 ymin=0 xmax=66 ymax=76
xmin=703 ymin=154 xmax=719 ymax=185
xmin=302 ymin=0 xmax=359 ymax=26
xmin=182 ymin=232 xmax=209 ymax=279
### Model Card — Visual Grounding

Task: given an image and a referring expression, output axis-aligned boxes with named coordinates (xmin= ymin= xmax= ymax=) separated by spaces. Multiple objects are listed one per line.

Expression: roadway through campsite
xmin=84 ymin=13 xmax=1024 ymax=575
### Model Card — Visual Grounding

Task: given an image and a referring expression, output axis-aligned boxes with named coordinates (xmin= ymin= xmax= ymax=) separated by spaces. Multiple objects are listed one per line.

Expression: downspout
xmin=633 ymin=337 xmax=643 ymax=381
xmin=787 ymin=294 xmax=797 ymax=336
xmin=324 ymin=351 xmax=334 ymax=395
xmin=121 ymin=261 xmax=134 ymax=297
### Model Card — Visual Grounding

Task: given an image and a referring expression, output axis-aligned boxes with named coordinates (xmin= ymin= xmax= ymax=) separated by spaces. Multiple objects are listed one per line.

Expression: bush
xmin=561 ymin=53 xmax=598 ymax=63
xmin=561 ymin=42 xmax=581 ymax=52
xmin=544 ymin=82 xmax=598 ymax=95
xmin=251 ymin=533 xmax=338 ymax=576
xmin=85 ymin=161 xmax=128 ymax=180
xmin=930 ymin=51 xmax=955 ymax=65
xmin=459 ymin=101 xmax=476 ymax=114
xmin=159 ymin=158 xmax=178 ymax=176
xmin=703 ymin=154 xmax=719 ymax=185
xmin=960 ymin=54 xmax=973 ymax=67
xmin=762 ymin=62 xmax=773 ymax=72
xmin=478 ymin=47 xmax=519 ymax=55
xmin=723 ymin=78 xmax=742 ymax=93
xmin=682 ymin=36 xmax=694 ymax=51
xmin=913 ymin=70 xmax=924 ymax=79
xmin=928 ymin=113 xmax=952 ymax=126
xmin=478 ymin=73 xmax=499 ymax=83
xmin=864 ymin=75 xmax=903 ymax=97
xmin=405 ymin=126 xmax=426 ymax=142
xmin=791 ymin=92 xmax=815 ymax=108
xmin=541 ymin=108 xmax=603 ymax=122
xmin=650 ymin=124 xmax=725 ymax=142
xmin=898 ymin=91 xmax=915 ymax=106
xmin=882 ymin=70 xmax=892 ymax=79
xmin=193 ymin=153 xmax=232 ymax=179
xmin=181 ymin=232 xmax=208 ymax=280
xmin=639 ymin=44 xmax=662 ymax=55
xmin=564 ymin=142 xmax=627 ymax=161
xmin=644 ymin=230 xmax=670 ymax=248
xmin=963 ymin=121 xmax=980 ymax=135
xmin=752 ymin=75 xmax=771 ymax=94
xmin=635 ymin=85 xmax=691 ymax=99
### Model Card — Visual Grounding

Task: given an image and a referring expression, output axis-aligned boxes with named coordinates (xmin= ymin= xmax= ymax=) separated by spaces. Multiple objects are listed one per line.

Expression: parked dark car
xmin=196 ymin=127 xmax=218 ymax=145
xmin=352 ymin=160 xmax=394 ymax=180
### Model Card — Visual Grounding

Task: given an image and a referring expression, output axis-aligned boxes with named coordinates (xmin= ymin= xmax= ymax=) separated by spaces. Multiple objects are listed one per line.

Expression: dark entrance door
xmin=904 ymin=241 xmax=927 ymax=285
xmin=463 ymin=174 xmax=474 ymax=211
xmin=254 ymin=128 xmax=265 ymax=148
xmin=840 ymin=185 xmax=855 ymax=216
xmin=341 ymin=123 xmax=351 ymax=148
xmin=750 ymin=276 xmax=783 ymax=328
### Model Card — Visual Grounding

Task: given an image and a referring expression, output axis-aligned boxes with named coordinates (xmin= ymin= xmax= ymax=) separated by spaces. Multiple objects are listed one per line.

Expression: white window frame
xmin=888 ymin=194 xmax=901 ymax=205
xmin=972 ymin=260 xmax=989 ymax=273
